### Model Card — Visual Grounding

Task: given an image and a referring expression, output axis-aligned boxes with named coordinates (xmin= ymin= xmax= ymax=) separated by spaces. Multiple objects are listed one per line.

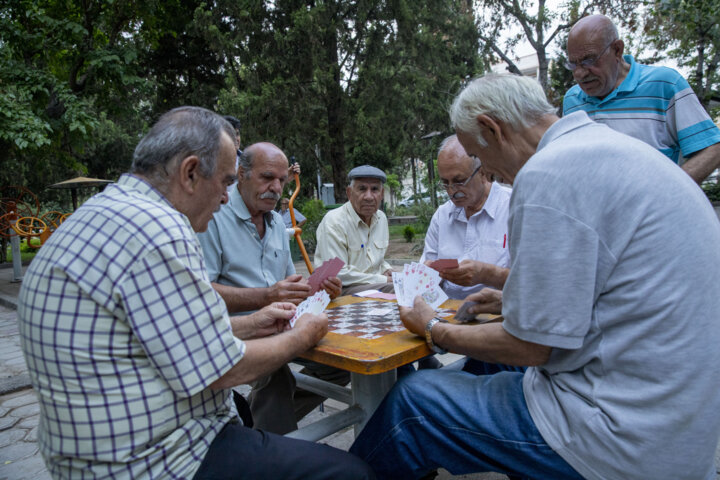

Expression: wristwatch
xmin=424 ymin=317 xmax=448 ymax=354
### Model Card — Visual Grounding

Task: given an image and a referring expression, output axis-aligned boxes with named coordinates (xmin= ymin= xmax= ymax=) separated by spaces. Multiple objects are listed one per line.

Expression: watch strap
xmin=424 ymin=317 xmax=448 ymax=354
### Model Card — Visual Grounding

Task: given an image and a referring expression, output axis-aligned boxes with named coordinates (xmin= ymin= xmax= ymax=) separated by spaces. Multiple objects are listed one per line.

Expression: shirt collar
xmin=537 ymin=111 xmax=594 ymax=153
xmin=117 ymin=173 xmax=192 ymax=229
xmin=578 ymin=54 xmax=637 ymax=106
xmin=118 ymin=173 xmax=175 ymax=210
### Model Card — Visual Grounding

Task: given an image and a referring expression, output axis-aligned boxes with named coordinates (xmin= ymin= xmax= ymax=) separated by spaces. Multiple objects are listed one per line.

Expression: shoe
xmin=418 ymin=356 xmax=444 ymax=370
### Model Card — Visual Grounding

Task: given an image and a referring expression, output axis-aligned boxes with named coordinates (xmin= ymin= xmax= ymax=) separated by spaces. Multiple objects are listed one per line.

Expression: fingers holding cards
xmin=392 ymin=261 xmax=448 ymax=309
xmin=290 ymin=290 xmax=331 ymax=328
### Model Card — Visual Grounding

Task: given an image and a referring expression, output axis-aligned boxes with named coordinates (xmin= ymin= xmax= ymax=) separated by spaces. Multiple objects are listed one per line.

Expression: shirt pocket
xmin=470 ymin=239 xmax=510 ymax=268
xmin=264 ymin=247 xmax=291 ymax=282
xmin=372 ymin=236 xmax=388 ymax=250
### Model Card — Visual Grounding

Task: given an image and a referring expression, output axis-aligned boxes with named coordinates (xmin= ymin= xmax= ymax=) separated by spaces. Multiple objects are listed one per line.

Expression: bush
xmin=702 ymin=182 xmax=720 ymax=202
xmin=403 ymin=225 xmax=415 ymax=243
xmin=294 ymin=198 xmax=328 ymax=254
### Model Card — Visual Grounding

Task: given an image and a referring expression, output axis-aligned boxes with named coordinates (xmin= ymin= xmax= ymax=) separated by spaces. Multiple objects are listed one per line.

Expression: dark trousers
xmin=248 ymin=361 xmax=351 ymax=434
xmin=193 ymin=421 xmax=376 ymax=480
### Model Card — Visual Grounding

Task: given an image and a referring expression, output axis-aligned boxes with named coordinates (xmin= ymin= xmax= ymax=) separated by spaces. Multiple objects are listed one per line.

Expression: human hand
xmin=439 ymin=259 xmax=484 ymax=286
xmin=270 ymin=274 xmax=312 ymax=304
xmin=321 ymin=276 xmax=342 ymax=299
xmin=288 ymin=163 xmax=301 ymax=177
xmin=293 ymin=312 xmax=329 ymax=347
xmin=464 ymin=288 xmax=503 ymax=315
xmin=383 ymin=268 xmax=394 ymax=283
xmin=398 ymin=296 xmax=435 ymax=337
xmin=250 ymin=302 xmax=296 ymax=337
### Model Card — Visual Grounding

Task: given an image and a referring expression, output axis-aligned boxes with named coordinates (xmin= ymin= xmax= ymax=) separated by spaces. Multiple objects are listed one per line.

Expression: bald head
xmin=568 ymin=15 xmax=618 ymax=48
xmin=566 ymin=15 xmax=627 ymax=100
xmin=437 ymin=135 xmax=491 ymax=215
xmin=239 ymin=142 xmax=288 ymax=174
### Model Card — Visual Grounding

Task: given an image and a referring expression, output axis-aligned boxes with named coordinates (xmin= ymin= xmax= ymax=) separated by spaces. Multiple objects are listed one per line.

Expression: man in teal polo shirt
xmin=563 ymin=14 xmax=720 ymax=184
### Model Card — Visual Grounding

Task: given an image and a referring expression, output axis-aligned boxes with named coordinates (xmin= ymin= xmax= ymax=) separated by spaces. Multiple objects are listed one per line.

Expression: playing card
xmin=392 ymin=272 xmax=409 ymax=306
xmin=454 ymin=301 xmax=478 ymax=323
xmin=290 ymin=290 xmax=331 ymax=327
xmin=429 ymin=258 xmax=459 ymax=271
xmin=308 ymin=257 xmax=345 ymax=293
xmin=396 ymin=262 xmax=447 ymax=309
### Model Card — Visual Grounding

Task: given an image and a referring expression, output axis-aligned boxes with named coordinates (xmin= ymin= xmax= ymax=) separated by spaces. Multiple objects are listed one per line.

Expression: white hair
xmin=449 ymin=73 xmax=555 ymax=147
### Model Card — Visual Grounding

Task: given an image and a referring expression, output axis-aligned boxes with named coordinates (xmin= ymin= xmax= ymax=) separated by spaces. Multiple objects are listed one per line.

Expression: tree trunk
xmin=324 ymin=15 xmax=348 ymax=203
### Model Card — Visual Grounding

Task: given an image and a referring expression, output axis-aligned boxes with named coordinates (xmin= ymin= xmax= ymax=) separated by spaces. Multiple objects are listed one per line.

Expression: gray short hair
xmin=238 ymin=148 xmax=255 ymax=177
xmin=131 ymin=106 xmax=234 ymax=189
xmin=449 ymin=74 xmax=555 ymax=147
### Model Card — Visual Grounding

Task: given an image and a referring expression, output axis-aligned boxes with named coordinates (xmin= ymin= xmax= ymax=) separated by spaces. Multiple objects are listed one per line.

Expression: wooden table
xmin=285 ymin=295 xmax=499 ymax=441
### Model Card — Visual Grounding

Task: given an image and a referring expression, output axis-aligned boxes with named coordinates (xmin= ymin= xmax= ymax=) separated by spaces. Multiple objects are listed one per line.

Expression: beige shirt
xmin=314 ymin=201 xmax=392 ymax=287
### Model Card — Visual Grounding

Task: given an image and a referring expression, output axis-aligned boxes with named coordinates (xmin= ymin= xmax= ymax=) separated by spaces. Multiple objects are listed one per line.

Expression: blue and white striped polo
xmin=563 ymin=55 xmax=720 ymax=164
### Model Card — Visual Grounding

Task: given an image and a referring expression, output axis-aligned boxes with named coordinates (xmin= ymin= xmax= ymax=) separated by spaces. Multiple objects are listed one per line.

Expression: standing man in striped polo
xmin=563 ymin=14 xmax=720 ymax=184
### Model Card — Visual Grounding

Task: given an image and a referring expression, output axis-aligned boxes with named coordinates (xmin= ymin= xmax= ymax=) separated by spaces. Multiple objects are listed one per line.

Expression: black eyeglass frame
xmin=437 ymin=165 xmax=482 ymax=191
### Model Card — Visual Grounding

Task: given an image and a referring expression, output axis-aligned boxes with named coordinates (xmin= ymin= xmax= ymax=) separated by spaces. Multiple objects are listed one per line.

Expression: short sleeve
xmin=197 ymin=219 xmax=223 ymax=282
xmin=502 ymin=204 xmax=599 ymax=349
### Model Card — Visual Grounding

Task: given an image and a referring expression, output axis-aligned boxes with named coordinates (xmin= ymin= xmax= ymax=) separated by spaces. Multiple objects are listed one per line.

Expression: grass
xmin=3 ymin=239 xmax=40 ymax=264
xmin=389 ymin=222 xmax=427 ymax=238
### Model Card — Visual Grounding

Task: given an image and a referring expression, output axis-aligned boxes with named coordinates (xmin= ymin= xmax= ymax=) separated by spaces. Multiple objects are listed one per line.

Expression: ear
xmin=612 ymin=39 xmax=625 ymax=59
xmin=346 ymin=185 xmax=352 ymax=198
xmin=475 ymin=114 xmax=504 ymax=144
xmin=177 ymin=155 xmax=201 ymax=194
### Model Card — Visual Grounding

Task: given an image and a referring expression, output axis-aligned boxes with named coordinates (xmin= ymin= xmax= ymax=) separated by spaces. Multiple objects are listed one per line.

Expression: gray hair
xmin=438 ymin=134 xmax=481 ymax=170
xmin=131 ymin=106 xmax=234 ymax=190
xmin=238 ymin=148 xmax=255 ymax=177
xmin=449 ymin=74 xmax=555 ymax=147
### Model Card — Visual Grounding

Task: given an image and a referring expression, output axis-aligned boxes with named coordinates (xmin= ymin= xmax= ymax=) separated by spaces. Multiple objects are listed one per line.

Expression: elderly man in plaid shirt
xmin=17 ymin=107 xmax=374 ymax=480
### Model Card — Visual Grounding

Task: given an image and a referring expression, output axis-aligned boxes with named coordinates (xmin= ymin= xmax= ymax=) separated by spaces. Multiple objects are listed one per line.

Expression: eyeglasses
xmin=437 ymin=165 xmax=482 ymax=191
xmin=564 ymin=41 xmax=614 ymax=71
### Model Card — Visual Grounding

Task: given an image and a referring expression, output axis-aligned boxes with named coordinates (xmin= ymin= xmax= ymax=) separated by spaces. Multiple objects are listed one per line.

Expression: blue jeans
xmin=349 ymin=367 xmax=583 ymax=480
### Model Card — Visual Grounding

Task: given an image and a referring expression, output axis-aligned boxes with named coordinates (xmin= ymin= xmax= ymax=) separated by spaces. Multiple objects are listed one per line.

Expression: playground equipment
xmin=1 ymin=187 xmax=71 ymax=280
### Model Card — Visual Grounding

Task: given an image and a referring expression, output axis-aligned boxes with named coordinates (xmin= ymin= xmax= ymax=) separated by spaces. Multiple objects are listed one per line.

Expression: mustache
xmin=452 ymin=191 xmax=466 ymax=200
xmin=260 ymin=192 xmax=281 ymax=201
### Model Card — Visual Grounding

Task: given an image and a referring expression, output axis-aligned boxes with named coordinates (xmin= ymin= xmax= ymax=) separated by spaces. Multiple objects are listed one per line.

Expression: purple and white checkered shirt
xmin=18 ymin=174 xmax=245 ymax=479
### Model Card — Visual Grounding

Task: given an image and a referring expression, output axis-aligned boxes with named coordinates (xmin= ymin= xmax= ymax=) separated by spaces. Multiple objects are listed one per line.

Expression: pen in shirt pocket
xmin=503 ymin=234 xmax=506 ymax=248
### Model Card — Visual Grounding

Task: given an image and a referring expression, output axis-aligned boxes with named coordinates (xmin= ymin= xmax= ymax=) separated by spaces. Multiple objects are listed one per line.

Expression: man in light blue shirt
xmin=198 ymin=142 xmax=345 ymax=435
xmin=562 ymin=14 xmax=720 ymax=184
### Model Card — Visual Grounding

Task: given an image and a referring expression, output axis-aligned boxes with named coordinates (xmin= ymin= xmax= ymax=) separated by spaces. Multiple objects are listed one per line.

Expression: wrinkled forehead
xmin=351 ymin=178 xmax=383 ymax=188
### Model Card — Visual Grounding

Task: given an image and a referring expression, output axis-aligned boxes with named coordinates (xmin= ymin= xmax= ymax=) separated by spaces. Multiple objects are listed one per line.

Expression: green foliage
xmin=295 ymin=199 xmax=329 ymax=254
xmin=408 ymin=201 xmax=436 ymax=233
xmin=702 ymin=181 xmax=720 ymax=202
xmin=403 ymin=225 xmax=415 ymax=243
xmin=644 ymin=0 xmax=720 ymax=108
xmin=385 ymin=173 xmax=402 ymax=201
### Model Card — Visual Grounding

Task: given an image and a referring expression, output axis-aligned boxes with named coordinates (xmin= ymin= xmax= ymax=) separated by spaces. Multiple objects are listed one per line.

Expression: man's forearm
xmin=210 ymin=327 xmax=317 ymax=388
xmin=213 ymin=282 xmax=270 ymax=313
xmin=432 ymin=321 xmax=550 ymax=366
xmin=479 ymin=263 xmax=510 ymax=289
xmin=682 ymin=143 xmax=720 ymax=184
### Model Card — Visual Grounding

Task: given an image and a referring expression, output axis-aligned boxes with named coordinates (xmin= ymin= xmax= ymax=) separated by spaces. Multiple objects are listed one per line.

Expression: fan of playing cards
xmin=392 ymin=262 xmax=449 ymax=310
xmin=289 ymin=290 xmax=331 ymax=328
